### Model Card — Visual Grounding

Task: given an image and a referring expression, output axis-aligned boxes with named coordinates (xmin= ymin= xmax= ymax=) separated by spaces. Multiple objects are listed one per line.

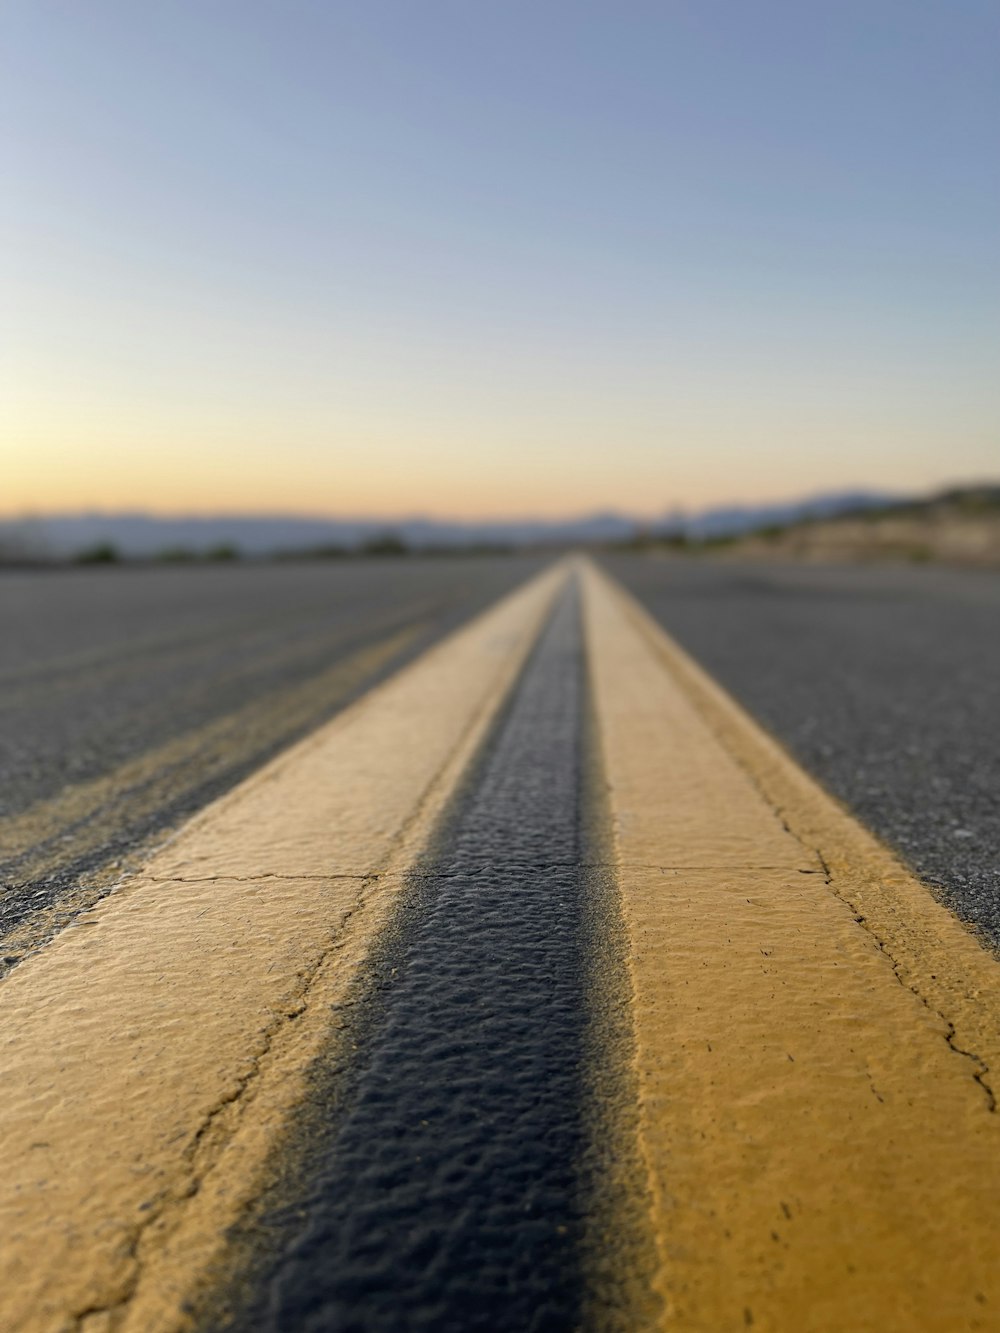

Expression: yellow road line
xmin=0 ymin=563 xmax=567 ymax=1333
xmin=582 ymin=562 xmax=1000 ymax=1333
xmin=0 ymin=620 xmax=426 ymax=965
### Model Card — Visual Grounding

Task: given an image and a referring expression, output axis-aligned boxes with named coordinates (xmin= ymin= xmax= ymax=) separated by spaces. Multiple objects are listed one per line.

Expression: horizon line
xmin=0 ymin=483 xmax=935 ymax=528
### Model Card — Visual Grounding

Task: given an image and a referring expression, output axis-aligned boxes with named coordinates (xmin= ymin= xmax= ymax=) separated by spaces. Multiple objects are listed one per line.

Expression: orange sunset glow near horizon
xmin=4 ymin=3 xmax=998 ymax=523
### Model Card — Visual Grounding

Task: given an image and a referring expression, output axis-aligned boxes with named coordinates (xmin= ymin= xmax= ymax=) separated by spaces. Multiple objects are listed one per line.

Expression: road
xmin=2 ymin=556 xmax=999 ymax=1332
xmin=219 ymin=583 xmax=602 ymax=1331
xmin=0 ymin=556 xmax=545 ymax=965
xmin=599 ymin=555 xmax=1000 ymax=946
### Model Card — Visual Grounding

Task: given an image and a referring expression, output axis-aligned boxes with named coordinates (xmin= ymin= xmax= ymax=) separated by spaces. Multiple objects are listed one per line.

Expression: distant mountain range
xmin=0 ymin=490 xmax=903 ymax=560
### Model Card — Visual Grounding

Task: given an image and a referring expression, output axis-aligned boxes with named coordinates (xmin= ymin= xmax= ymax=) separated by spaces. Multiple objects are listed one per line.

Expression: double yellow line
xmin=2 ymin=560 xmax=999 ymax=1332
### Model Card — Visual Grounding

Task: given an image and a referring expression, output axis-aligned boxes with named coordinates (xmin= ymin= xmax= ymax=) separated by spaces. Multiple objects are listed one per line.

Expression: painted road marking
xmin=214 ymin=581 xmax=599 ymax=1330
xmin=0 ymin=618 xmax=427 ymax=969
xmin=3 ymin=558 xmax=1000 ymax=1332
xmin=0 ymin=563 xmax=567 ymax=1333
xmin=583 ymin=562 xmax=1000 ymax=1332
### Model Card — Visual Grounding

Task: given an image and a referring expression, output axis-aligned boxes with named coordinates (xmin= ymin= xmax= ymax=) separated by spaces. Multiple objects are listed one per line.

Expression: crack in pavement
xmin=69 ymin=883 xmax=376 ymax=1332
xmin=611 ymin=582 xmax=1000 ymax=1118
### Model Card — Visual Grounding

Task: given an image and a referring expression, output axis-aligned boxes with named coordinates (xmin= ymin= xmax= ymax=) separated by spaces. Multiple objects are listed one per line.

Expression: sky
xmin=2 ymin=0 xmax=998 ymax=520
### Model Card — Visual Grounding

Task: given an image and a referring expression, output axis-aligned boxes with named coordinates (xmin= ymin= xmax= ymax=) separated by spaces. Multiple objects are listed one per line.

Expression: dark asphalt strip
xmin=203 ymin=580 xmax=633 ymax=1332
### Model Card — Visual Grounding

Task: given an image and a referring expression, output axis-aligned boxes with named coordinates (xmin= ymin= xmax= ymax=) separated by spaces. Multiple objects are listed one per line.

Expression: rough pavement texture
xmin=221 ymin=584 xmax=598 ymax=1332
xmin=0 ymin=558 xmax=545 ymax=816
xmin=0 ymin=557 xmax=544 ymax=952
xmin=601 ymin=556 xmax=1000 ymax=946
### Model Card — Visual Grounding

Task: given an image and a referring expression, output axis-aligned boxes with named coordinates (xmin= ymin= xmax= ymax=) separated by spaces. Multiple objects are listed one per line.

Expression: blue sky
xmin=3 ymin=1 xmax=998 ymax=517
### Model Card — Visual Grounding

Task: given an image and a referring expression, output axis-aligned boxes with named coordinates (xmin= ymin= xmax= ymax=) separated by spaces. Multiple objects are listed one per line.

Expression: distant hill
xmin=725 ymin=483 xmax=1000 ymax=566
xmin=0 ymin=510 xmax=641 ymax=560
xmin=0 ymin=489 xmax=904 ymax=561
xmin=643 ymin=490 xmax=899 ymax=541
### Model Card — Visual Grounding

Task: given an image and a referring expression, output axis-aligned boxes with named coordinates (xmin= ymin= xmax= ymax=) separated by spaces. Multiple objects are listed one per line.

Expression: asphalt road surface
xmin=212 ymin=583 xmax=605 ymax=1332
xmin=0 ymin=556 xmax=545 ymax=966
xmin=600 ymin=554 xmax=1000 ymax=947
xmin=5 ymin=553 xmax=998 ymax=963
xmin=3 ymin=556 xmax=1000 ymax=1332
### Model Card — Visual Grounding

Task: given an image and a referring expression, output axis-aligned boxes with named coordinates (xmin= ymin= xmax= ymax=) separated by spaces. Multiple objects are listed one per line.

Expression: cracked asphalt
xmin=0 ymin=556 xmax=545 ymax=958
xmin=214 ymin=581 xmax=601 ymax=1332
xmin=600 ymin=555 xmax=1000 ymax=947
xmin=3 ymin=558 xmax=1000 ymax=1330
xmin=6 ymin=553 xmax=996 ymax=958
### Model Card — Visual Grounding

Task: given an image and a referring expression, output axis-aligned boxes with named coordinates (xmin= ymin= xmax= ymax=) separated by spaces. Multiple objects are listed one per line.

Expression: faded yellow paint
xmin=582 ymin=563 xmax=1000 ymax=1333
xmin=0 ymin=619 xmax=426 ymax=966
xmin=0 ymin=563 xmax=567 ymax=1333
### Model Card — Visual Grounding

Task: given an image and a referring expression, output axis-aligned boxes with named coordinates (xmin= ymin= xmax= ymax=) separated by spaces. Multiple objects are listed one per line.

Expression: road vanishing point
xmin=2 ymin=556 xmax=1000 ymax=1332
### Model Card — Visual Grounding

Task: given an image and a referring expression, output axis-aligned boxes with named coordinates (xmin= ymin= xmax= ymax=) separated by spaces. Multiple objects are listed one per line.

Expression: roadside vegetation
xmin=3 ymin=486 xmax=998 ymax=570
xmin=0 ymin=534 xmax=519 ymax=569
xmin=611 ymin=485 xmax=1000 ymax=567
